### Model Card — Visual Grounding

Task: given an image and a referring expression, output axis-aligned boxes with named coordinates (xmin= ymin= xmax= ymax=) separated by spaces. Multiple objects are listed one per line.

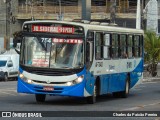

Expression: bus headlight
xmin=19 ymin=73 xmax=33 ymax=84
xmin=66 ymin=75 xmax=84 ymax=86
xmin=75 ymin=75 xmax=84 ymax=84
xmin=67 ymin=81 xmax=73 ymax=86
xmin=19 ymin=74 xmax=24 ymax=79
xmin=27 ymin=79 xmax=33 ymax=84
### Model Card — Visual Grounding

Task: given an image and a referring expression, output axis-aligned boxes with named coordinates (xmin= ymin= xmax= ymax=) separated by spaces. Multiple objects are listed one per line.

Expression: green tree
xmin=144 ymin=31 xmax=160 ymax=76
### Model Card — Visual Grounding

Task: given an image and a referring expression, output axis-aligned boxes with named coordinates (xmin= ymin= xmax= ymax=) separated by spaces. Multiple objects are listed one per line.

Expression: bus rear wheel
xmin=87 ymin=84 xmax=97 ymax=104
xmin=121 ymin=78 xmax=130 ymax=98
xmin=35 ymin=94 xmax=46 ymax=102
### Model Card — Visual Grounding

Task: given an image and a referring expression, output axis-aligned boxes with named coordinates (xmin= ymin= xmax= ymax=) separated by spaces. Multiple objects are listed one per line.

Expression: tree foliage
xmin=144 ymin=31 xmax=160 ymax=63
xmin=144 ymin=31 xmax=160 ymax=76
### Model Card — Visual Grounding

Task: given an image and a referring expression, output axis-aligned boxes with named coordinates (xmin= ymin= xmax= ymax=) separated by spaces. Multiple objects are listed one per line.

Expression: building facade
xmin=0 ymin=0 xmax=159 ymax=39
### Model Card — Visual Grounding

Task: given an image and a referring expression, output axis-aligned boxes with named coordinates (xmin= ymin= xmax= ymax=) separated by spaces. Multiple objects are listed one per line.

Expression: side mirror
xmin=7 ymin=63 xmax=13 ymax=67
xmin=13 ymin=31 xmax=22 ymax=47
xmin=13 ymin=35 xmax=22 ymax=54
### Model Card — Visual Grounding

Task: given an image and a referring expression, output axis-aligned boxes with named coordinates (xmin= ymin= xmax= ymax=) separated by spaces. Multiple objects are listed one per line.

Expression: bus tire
xmin=87 ymin=84 xmax=97 ymax=104
xmin=113 ymin=76 xmax=130 ymax=98
xmin=121 ymin=76 xmax=130 ymax=98
xmin=113 ymin=92 xmax=121 ymax=98
xmin=35 ymin=94 xmax=46 ymax=102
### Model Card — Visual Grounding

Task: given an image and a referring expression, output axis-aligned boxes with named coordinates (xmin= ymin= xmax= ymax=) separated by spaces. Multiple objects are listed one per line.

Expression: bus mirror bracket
xmin=15 ymin=48 xmax=20 ymax=54
xmin=87 ymin=41 xmax=93 ymax=62
xmin=87 ymin=37 xmax=93 ymax=42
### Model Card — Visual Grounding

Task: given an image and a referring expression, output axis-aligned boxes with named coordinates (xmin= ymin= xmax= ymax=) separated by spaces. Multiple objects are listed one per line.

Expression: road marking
xmin=121 ymin=102 xmax=160 ymax=111
xmin=0 ymin=89 xmax=17 ymax=92
xmin=142 ymin=81 xmax=158 ymax=84
xmin=0 ymin=88 xmax=17 ymax=97
xmin=0 ymin=91 xmax=17 ymax=96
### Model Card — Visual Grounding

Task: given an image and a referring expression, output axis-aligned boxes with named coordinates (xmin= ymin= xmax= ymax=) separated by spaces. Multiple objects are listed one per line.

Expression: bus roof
xmin=23 ymin=20 xmax=144 ymax=34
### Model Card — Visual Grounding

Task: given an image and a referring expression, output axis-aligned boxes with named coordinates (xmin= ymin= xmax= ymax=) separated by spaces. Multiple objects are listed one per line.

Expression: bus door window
xmin=95 ymin=32 xmax=103 ymax=60
xmin=127 ymin=35 xmax=133 ymax=58
xmin=86 ymin=31 xmax=94 ymax=67
xmin=103 ymin=34 xmax=111 ymax=59
xmin=111 ymin=34 xmax=118 ymax=58
xmin=120 ymin=34 xmax=127 ymax=58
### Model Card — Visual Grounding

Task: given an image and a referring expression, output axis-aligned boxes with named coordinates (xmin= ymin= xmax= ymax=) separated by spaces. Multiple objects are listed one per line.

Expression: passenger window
xmin=111 ymin=34 xmax=118 ymax=58
xmin=95 ymin=32 xmax=103 ymax=60
xmin=127 ymin=35 xmax=133 ymax=58
xmin=103 ymin=34 xmax=110 ymax=59
xmin=120 ymin=34 xmax=127 ymax=58
xmin=133 ymin=35 xmax=140 ymax=57
xmin=139 ymin=35 xmax=143 ymax=57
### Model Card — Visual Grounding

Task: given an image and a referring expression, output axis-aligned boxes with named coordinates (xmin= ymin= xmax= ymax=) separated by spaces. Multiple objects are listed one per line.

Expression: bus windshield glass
xmin=21 ymin=36 xmax=84 ymax=69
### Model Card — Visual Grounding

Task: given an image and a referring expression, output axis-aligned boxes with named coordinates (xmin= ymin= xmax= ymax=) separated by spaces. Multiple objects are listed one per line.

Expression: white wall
xmin=0 ymin=37 xmax=4 ymax=53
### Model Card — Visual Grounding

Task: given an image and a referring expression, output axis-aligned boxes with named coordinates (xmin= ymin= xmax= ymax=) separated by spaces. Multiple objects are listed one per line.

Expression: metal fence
xmin=18 ymin=0 xmax=136 ymax=14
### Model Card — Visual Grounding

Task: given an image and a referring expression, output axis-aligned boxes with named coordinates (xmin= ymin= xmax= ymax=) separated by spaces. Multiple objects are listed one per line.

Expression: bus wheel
xmin=4 ymin=73 xmax=8 ymax=82
xmin=35 ymin=94 xmax=46 ymax=102
xmin=121 ymin=77 xmax=130 ymax=98
xmin=87 ymin=84 xmax=97 ymax=104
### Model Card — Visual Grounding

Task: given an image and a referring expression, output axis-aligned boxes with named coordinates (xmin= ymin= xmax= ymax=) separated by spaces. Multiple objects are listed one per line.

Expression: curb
xmin=143 ymin=77 xmax=160 ymax=82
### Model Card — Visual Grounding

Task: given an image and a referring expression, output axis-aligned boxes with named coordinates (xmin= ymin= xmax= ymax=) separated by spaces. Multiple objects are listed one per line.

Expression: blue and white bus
xmin=16 ymin=20 xmax=144 ymax=104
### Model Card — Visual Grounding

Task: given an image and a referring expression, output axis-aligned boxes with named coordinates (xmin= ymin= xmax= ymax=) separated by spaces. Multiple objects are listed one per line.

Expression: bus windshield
xmin=21 ymin=36 xmax=84 ymax=69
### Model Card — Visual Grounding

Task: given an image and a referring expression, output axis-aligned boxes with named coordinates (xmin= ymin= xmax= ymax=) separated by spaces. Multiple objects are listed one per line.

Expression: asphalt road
xmin=0 ymin=80 xmax=160 ymax=120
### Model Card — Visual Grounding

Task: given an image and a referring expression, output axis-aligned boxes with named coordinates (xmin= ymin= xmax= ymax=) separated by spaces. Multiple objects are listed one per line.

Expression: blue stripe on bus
xmin=17 ymin=77 xmax=86 ymax=97
xmin=133 ymin=59 xmax=143 ymax=72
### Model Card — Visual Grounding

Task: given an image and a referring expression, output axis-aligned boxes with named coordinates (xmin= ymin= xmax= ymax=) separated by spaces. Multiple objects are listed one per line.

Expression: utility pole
xmin=82 ymin=0 xmax=91 ymax=21
xmin=136 ymin=0 xmax=141 ymax=29
xmin=110 ymin=0 xmax=116 ymax=24
xmin=57 ymin=0 xmax=62 ymax=20
xmin=4 ymin=0 xmax=11 ymax=50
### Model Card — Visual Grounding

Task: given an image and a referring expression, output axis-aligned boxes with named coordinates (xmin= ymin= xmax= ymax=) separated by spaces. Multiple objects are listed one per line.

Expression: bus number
xmin=41 ymin=38 xmax=52 ymax=43
xmin=95 ymin=62 xmax=103 ymax=67
xmin=127 ymin=62 xmax=132 ymax=69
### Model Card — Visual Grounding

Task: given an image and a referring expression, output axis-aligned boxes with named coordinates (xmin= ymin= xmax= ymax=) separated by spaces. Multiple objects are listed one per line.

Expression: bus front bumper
xmin=17 ymin=78 xmax=85 ymax=97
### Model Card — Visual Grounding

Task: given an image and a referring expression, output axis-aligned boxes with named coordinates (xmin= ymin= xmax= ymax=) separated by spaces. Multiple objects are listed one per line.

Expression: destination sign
xmin=32 ymin=25 xmax=75 ymax=34
xmin=52 ymin=38 xmax=83 ymax=44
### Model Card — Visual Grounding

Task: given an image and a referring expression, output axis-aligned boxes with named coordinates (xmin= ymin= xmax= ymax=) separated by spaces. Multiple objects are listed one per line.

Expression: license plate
xmin=43 ymin=86 xmax=54 ymax=91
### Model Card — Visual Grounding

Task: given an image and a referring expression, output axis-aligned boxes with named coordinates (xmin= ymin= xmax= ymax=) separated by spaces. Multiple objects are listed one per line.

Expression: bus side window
xmin=103 ymin=34 xmax=110 ymax=59
xmin=111 ymin=34 xmax=118 ymax=58
xmin=95 ymin=32 xmax=103 ymax=60
xmin=119 ymin=34 xmax=127 ymax=58
xmin=139 ymin=35 xmax=143 ymax=57
xmin=134 ymin=35 xmax=140 ymax=57
xmin=127 ymin=35 xmax=133 ymax=58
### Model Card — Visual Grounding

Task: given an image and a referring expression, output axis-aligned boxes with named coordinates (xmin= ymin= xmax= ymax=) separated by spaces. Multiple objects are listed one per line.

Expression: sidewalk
xmin=143 ymin=71 xmax=160 ymax=82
